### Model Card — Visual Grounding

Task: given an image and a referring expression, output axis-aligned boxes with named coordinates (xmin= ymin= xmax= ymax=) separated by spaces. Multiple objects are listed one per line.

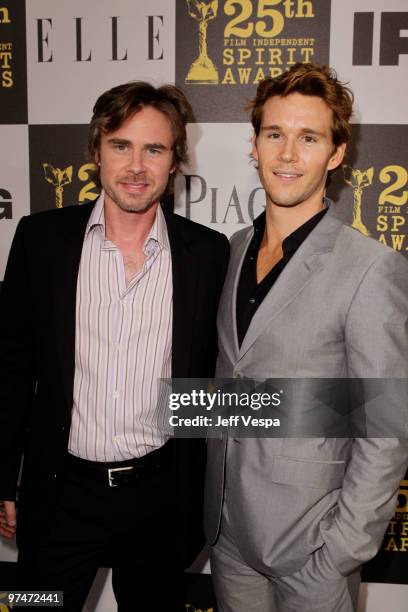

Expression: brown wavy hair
xmin=249 ymin=63 xmax=354 ymax=148
xmin=88 ymin=81 xmax=193 ymax=192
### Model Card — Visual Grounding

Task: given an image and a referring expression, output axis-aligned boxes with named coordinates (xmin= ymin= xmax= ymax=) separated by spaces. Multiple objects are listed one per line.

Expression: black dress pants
xmin=17 ymin=454 xmax=185 ymax=611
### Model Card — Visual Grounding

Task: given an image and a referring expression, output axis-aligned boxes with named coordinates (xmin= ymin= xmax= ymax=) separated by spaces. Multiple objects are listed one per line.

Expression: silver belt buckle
xmin=108 ymin=465 xmax=134 ymax=487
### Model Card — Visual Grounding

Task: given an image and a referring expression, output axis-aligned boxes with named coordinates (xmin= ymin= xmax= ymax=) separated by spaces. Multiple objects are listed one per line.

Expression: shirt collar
xmin=252 ymin=198 xmax=329 ymax=255
xmin=84 ymin=191 xmax=170 ymax=252
xmin=85 ymin=191 xmax=105 ymax=238
xmin=282 ymin=208 xmax=327 ymax=254
xmin=145 ymin=203 xmax=170 ymax=253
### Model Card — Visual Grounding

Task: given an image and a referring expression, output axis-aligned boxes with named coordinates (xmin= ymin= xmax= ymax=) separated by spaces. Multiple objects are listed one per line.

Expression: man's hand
xmin=0 ymin=500 xmax=16 ymax=539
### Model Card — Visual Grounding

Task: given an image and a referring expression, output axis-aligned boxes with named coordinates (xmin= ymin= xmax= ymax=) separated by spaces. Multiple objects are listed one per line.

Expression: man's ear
xmin=328 ymin=142 xmax=346 ymax=171
xmin=169 ymin=151 xmax=177 ymax=174
xmin=251 ymin=133 xmax=258 ymax=162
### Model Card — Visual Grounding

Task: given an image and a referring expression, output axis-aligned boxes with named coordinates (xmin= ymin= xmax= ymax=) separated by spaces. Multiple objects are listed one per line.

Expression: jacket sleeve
xmin=0 ymin=217 xmax=35 ymax=500
xmin=321 ymin=248 xmax=408 ymax=574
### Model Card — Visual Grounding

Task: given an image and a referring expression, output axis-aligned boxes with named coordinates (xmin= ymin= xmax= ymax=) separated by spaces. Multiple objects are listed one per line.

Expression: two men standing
xmin=1 ymin=63 xmax=407 ymax=612
xmin=205 ymin=63 xmax=408 ymax=611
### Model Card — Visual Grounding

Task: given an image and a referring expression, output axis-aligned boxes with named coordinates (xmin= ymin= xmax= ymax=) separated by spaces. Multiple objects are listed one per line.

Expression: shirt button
xmin=249 ymin=298 xmax=256 ymax=304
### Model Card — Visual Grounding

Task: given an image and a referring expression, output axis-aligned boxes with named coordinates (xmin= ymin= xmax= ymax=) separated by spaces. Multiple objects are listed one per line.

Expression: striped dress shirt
xmin=68 ymin=193 xmax=172 ymax=461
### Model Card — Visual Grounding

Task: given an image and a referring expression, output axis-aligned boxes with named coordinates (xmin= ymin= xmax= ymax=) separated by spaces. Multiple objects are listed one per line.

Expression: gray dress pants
xmin=210 ymin=494 xmax=360 ymax=612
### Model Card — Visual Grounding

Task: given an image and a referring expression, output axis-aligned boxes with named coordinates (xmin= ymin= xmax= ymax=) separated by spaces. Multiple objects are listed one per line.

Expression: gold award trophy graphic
xmin=186 ymin=0 xmax=219 ymax=84
xmin=0 ymin=592 xmax=10 ymax=611
xmin=343 ymin=165 xmax=374 ymax=236
xmin=43 ymin=163 xmax=73 ymax=208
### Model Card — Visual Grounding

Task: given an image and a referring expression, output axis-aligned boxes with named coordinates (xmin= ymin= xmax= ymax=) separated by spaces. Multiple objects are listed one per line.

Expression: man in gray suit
xmin=205 ymin=63 xmax=408 ymax=611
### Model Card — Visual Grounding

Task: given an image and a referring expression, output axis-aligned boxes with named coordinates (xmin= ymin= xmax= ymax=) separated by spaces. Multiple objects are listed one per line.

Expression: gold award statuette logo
xmin=343 ymin=165 xmax=374 ymax=236
xmin=186 ymin=0 xmax=219 ymax=84
xmin=43 ymin=163 xmax=73 ymax=208
xmin=0 ymin=592 xmax=10 ymax=611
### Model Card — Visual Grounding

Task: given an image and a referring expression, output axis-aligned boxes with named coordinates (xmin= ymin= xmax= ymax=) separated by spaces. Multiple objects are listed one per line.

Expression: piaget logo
xmin=43 ymin=162 xmax=99 ymax=207
xmin=182 ymin=173 xmax=265 ymax=226
xmin=0 ymin=5 xmax=13 ymax=88
xmin=341 ymin=163 xmax=408 ymax=252
xmin=185 ymin=0 xmax=316 ymax=86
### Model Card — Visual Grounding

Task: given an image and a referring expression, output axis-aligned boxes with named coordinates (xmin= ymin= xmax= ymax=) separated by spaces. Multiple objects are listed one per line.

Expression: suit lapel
xmin=51 ymin=204 xmax=93 ymax=408
xmin=238 ymin=207 xmax=344 ymax=361
xmin=163 ymin=210 xmax=198 ymax=378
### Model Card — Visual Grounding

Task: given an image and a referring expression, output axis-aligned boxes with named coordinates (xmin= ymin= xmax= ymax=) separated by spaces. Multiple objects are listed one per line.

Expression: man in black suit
xmin=0 ymin=81 xmax=229 ymax=610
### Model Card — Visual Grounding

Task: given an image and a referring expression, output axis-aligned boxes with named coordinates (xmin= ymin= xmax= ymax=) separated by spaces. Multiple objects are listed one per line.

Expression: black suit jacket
xmin=0 ymin=202 xmax=229 ymax=566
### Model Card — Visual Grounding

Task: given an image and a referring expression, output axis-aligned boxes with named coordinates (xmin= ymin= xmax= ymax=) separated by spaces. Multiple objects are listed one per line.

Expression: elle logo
xmin=36 ymin=15 xmax=164 ymax=62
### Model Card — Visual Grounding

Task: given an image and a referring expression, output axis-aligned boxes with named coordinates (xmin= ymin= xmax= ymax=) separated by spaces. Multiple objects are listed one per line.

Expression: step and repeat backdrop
xmin=0 ymin=1 xmax=407 ymax=610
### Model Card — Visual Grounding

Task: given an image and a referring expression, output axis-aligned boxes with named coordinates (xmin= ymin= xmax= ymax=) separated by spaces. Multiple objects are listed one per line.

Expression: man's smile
xmin=118 ymin=178 xmax=150 ymax=194
xmin=272 ymin=170 xmax=303 ymax=181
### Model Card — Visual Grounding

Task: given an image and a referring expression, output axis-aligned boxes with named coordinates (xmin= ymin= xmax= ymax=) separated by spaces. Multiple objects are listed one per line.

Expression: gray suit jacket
xmin=205 ymin=203 xmax=408 ymax=578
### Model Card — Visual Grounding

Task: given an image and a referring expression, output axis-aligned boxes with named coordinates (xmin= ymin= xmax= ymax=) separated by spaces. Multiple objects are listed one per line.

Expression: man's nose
xmin=279 ymin=138 xmax=298 ymax=163
xmin=127 ymin=148 xmax=144 ymax=172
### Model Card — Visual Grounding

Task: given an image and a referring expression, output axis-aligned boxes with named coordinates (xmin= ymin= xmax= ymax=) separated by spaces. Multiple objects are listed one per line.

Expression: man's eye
xmin=268 ymin=132 xmax=281 ymax=140
xmin=148 ymin=147 xmax=161 ymax=155
xmin=115 ymin=144 xmax=127 ymax=152
xmin=302 ymin=135 xmax=317 ymax=143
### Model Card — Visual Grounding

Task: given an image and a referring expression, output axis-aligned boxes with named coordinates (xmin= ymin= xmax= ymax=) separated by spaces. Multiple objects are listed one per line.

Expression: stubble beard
xmin=267 ymin=193 xmax=307 ymax=208
xmin=105 ymin=175 xmax=160 ymax=215
xmin=108 ymin=189 xmax=156 ymax=214
xmin=263 ymin=174 xmax=326 ymax=210
xmin=265 ymin=185 xmax=313 ymax=209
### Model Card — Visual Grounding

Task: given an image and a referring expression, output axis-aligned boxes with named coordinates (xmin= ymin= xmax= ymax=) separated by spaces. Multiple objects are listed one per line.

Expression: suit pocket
xmin=271 ymin=456 xmax=345 ymax=490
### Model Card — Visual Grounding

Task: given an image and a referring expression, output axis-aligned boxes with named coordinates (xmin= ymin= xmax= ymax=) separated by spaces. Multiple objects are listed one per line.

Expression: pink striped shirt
xmin=68 ymin=193 xmax=172 ymax=461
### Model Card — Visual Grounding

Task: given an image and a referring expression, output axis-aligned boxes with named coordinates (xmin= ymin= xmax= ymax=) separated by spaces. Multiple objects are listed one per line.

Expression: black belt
xmin=66 ymin=440 xmax=174 ymax=488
